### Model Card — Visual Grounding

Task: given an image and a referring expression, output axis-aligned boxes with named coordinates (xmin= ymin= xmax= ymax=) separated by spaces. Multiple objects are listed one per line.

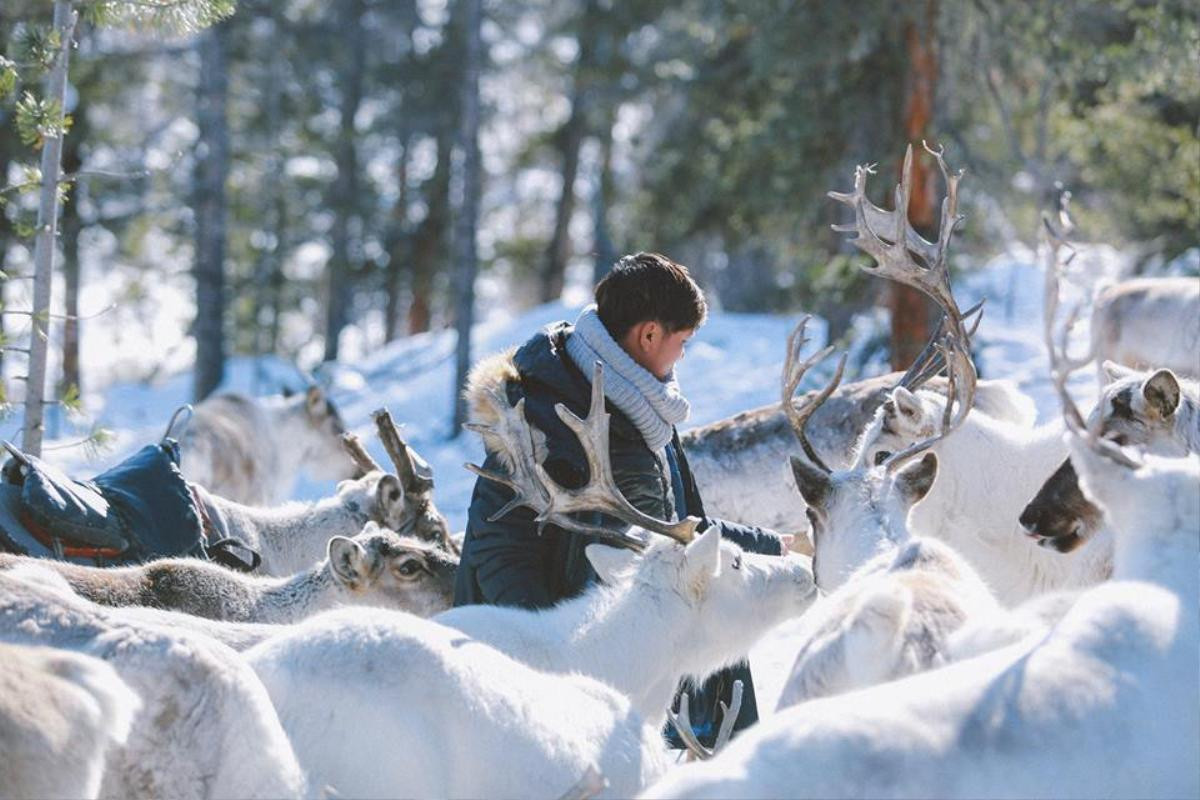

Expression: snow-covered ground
xmin=0 ymin=243 xmax=1139 ymax=718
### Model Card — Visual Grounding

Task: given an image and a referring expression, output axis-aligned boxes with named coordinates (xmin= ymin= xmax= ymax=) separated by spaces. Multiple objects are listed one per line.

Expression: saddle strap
xmin=17 ymin=509 xmax=125 ymax=560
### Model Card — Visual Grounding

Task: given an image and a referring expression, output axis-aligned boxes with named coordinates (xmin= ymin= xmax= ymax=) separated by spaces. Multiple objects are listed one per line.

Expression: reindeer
xmin=202 ymin=410 xmax=454 ymax=577
xmin=1090 ymin=276 xmax=1200 ymax=378
xmin=638 ymin=180 xmax=1200 ymax=800
xmin=235 ymin=362 xmax=814 ymax=798
xmin=1019 ymin=361 xmax=1199 ymax=552
xmin=0 ymin=641 xmax=140 ymax=800
xmin=179 ymin=384 xmax=359 ymax=505
xmin=0 ymin=521 xmax=457 ymax=623
xmin=0 ymin=566 xmax=307 ymax=799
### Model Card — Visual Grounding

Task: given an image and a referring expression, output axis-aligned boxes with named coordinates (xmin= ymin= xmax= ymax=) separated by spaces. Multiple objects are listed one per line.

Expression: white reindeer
xmin=0 ymin=521 xmax=457 ymax=623
xmin=0 ymin=641 xmax=140 ymax=800
xmin=638 ymin=168 xmax=1200 ymax=800
xmin=239 ymin=364 xmax=815 ymax=798
xmin=0 ymin=566 xmax=306 ymax=799
xmin=180 ymin=384 xmax=359 ymax=505
xmin=772 ymin=317 xmax=999 ymax=707
xmin=204 ymin=468 xmax=408 ymax=576
xmin=1090 ymin=276 xmax=1200 ymax=378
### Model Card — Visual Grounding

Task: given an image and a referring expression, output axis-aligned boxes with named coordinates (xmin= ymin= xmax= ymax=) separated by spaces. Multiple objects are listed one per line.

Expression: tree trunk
xmin=192 ymin=22 xmax=231 ymax=402
xmin=452 ymin=0 xmax=483 ymax=432
xmin=891 ymin=0 xmax=939 ymax=371
xmin=384 ymin=130 xmax=412 ymax=343
xmin=408 ymin=130 xmax=452 ymax=335
xmin=323 ymin=0 xmax=366 ymax=363
xmin=252 ymin=0 xmax=286 ymax=383
xmin=538 ymin=0 xmax=602 ymax=302
xmin=59 ymin=93 xmax=86 ymax=399
xmin=0 ymin=116 xmax=12 ymax=379
xmin=591 ymin=111 xmax=617 ymax=285
xmin=22 ymin=0 xmax=77 ymax=456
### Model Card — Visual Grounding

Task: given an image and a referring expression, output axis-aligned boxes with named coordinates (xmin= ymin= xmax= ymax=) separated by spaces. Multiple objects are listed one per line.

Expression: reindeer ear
xmin=1143 ymin=370 xmax=1181 ymax=419
xmin=682 ymin=524 xmax=723 ymax=588
xmin=892 ymin=388 xmax=923 ymax=421
xmin=790 ymin=456 xmax=831 ymax=510
xmin=375 ymin=474 xmax=405 ymax=522
xmin=328 ymin=536 xmax=371 ymax=589
xmin=895 ymin=452 xmax=938 ymax=507
xmin=585 ymin=544 xmax=638 ymax=585
xmin=1102 ymin=360 xmax=1137 ymax=383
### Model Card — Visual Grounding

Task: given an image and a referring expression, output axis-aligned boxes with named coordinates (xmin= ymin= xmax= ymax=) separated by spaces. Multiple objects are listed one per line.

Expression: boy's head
xmin=595 ymin=252 xmax=707 ymax=379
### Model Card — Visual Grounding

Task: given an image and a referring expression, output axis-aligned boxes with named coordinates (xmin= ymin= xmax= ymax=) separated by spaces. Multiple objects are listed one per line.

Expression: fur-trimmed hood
xmin=463 ymin=322 xmax=647 ymax=474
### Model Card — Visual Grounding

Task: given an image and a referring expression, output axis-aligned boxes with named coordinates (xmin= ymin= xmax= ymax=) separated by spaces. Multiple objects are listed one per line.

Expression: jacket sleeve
xmin=701 ymin=516 xmax=785 ymax=556
xmin=461 ymin=451 xmax=557 ymax=609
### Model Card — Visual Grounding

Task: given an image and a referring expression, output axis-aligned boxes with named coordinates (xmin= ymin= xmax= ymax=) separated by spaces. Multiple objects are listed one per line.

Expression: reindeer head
xmin=1020 ymin=364 xmax=1190 ymax=552
xmin=327 ymin=522 xmax=459 ymax=617
xmin=792 ymin=452 xmax=938 ymax=591
xmin=584 ymin=525 xmax=816 ymax=678
xmin=855 ymin=387 xmax=941 ymax=468
xmin=340 ymin=413 xmax=457 ymax=554
xmin=285 ymin=385 xmax=360 ymax=483
xmin=334 ymin=471 xmax=409 ymax=531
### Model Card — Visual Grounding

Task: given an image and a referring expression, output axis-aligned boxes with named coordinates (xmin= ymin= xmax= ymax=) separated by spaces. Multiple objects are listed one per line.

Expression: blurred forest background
xmin=0 ymin=0 xmax=1196 ymax=451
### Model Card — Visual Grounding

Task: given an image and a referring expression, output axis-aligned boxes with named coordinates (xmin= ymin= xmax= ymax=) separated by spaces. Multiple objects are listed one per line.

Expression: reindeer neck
xmin=1111 ymin=501 xmax=1199 ymax=600
xmin=224 ymin=496 xmax=370 ymax=576
xmin=550 ymin=576 xmax=696 ymax=726
xmin=249 ymin=564 xmax=339 ymax=624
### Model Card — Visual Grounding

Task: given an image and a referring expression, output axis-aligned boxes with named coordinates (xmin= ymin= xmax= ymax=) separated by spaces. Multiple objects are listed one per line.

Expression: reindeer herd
xmin=1 ymin=144 xmax=1196 ymax=800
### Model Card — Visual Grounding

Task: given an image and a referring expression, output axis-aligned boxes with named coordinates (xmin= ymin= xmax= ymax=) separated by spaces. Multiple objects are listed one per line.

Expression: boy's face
xmin=622 ymin=320 xmax=695 ymax=380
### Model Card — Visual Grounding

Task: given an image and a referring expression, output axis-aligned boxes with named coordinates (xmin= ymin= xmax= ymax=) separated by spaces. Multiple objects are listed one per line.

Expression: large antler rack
xmin=1042 ymin=203 xmax=1140 ymax=471
xmin=827 ymin=141 xmax=978 ymax=467
xmin=465 ymin=362 xmax=702 ymax=551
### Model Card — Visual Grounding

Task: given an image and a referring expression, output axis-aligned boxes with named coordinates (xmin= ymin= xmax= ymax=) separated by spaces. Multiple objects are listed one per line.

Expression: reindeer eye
xmin=874 ymin=451 xmax=891 ymax=466
xmin=396 ymin=561 xmax=421 ymax=577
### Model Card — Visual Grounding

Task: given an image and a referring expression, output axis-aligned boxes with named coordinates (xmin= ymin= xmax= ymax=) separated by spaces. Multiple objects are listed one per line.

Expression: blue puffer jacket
xmin=455 ymin=321 xmax=785 ymax=747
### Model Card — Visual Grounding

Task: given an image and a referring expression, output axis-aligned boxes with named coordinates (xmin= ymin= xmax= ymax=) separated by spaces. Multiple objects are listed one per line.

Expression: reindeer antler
xmin=465 ymin=362 xmax=701 ymax=551
xmin=1042 ymin=205 xmax=1139 ymax=470
xmin=667 ymin=680 xmax=744 ymax=761
xmin=340 ymin=432 xmax=384 ymax=474
xmin=781 ymin=316 xmax=846 ymax=476
xmin=373 ymin=408 xmax=435 ymax=494
xmin=828 ymin=141 xmax=978 ymax=469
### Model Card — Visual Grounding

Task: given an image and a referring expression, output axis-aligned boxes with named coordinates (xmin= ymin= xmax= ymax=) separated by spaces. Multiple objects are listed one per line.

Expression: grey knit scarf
xmin=565 ymin=305 xmax=690 ymax=451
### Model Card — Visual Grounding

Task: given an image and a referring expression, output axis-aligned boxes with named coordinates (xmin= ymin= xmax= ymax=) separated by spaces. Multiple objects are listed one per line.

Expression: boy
xmin=456 ymin=252 xmax=791 ymax=746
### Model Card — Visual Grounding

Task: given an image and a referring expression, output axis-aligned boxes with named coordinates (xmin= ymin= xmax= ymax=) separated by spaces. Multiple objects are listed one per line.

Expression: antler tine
xmin=340 ymin=432 xmax=384 ymax=474
xmin=1041 ymin=212 xmax=1140 ymax=470
xmin=373 ymin=408 xmax=435 ymax=493
xmin=550 ymin=363 xmax=702 ymax=545
xmin=896 ymin=299 xmax=984 ymax=392
xmin=781 ymin=316 xmax=845 ymax=475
